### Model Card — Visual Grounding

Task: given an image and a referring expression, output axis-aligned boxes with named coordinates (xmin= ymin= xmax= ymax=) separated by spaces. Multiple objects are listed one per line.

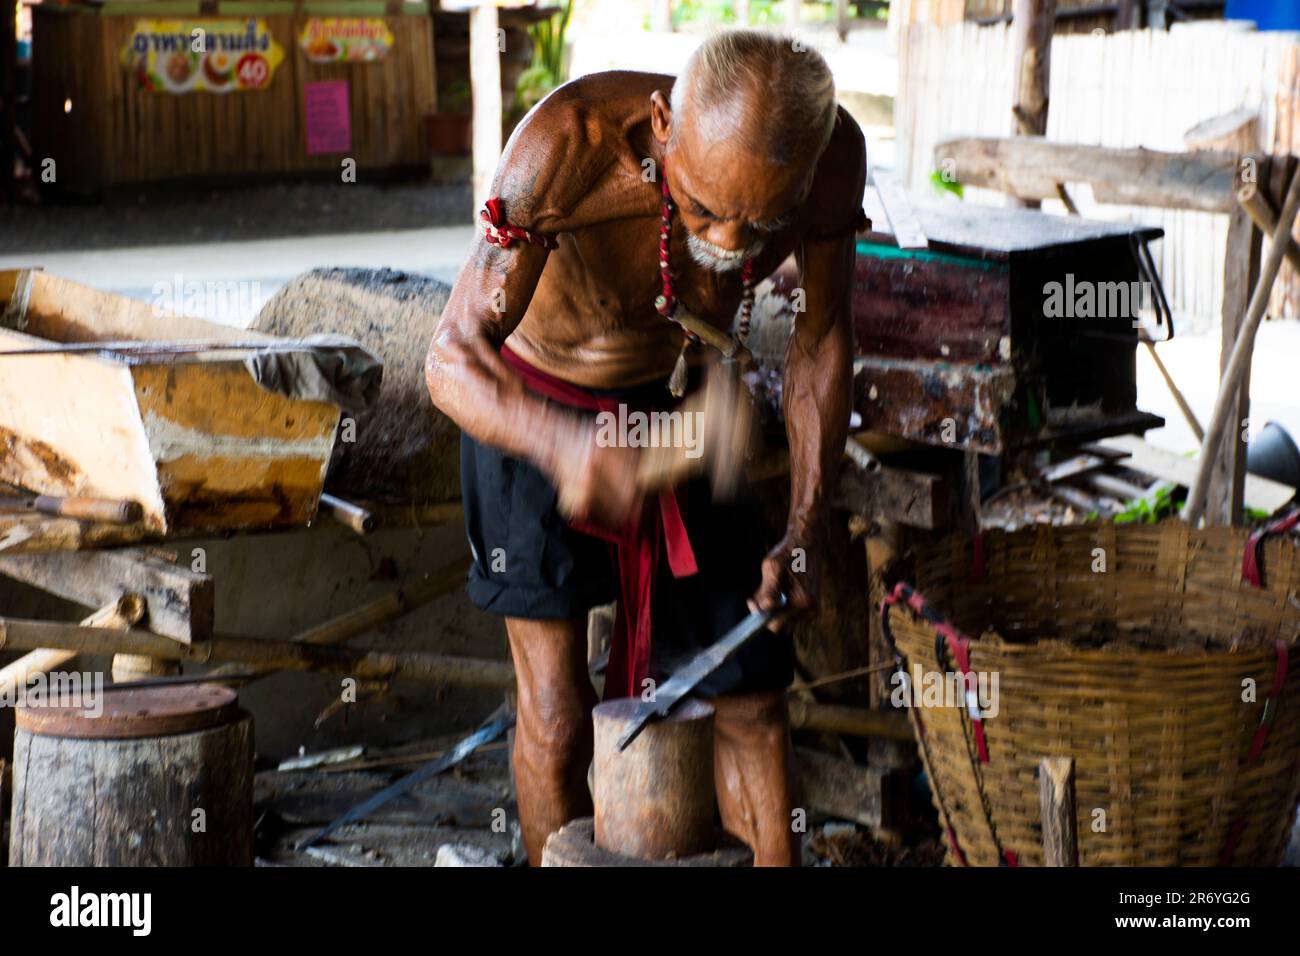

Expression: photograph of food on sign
xmin=1 ymin=0 xmax=1299 ymax=930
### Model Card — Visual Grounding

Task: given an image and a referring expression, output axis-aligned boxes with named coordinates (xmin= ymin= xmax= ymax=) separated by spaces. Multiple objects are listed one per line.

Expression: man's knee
xmin=506 ymin=616 xmax=593 ymax=754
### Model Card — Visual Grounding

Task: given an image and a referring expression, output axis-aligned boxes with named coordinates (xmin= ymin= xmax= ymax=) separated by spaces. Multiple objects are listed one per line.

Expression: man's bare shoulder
xmin=492 ymin=71 xmax=673 ymax=234
xmin=803 ymin=106 xmax=869 ymax=238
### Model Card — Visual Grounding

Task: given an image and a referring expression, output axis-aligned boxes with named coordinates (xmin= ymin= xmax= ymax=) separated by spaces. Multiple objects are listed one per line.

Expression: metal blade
xmin=296 ymin=707 xmax=516 ymax=849
xmin=616 ymin=597 xmax=784 ymax=752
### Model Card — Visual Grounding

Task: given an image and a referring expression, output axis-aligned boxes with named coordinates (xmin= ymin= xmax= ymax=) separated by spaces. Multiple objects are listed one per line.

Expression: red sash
xmin=500 ymin=345 xmax=698 ymax=699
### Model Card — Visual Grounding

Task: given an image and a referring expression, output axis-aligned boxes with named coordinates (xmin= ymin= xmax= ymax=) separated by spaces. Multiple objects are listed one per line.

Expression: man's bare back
xmin=480 ymin=70 xmax=866 ymax=389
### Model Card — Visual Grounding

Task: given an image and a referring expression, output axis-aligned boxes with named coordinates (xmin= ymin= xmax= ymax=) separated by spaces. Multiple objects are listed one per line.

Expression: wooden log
xmin=1186 ymin=163 xmax=1300 ymax=525
xmin=1184 ymin=107 xmax=1260 ymax=156
xmin=0 ymin=596 xmax=143 ymax=701
xmin=1009 ymin=0 xmax=1055 ymax=208
xmin=206 ymin=558 xmax=470 ymax=683
xmin=1239 ymin=179 xmax=1300 ymax=273
xmin=786 ymin=697 xmax=914 ymax=741
xmin=937 ymin=137 xmax=1239 ymax=213
xmin=10 ymin=685 xmax=253 ymax=865
xmin=796 ymin=747 xmax=906 ymax=830
xmin=592 ymin=698 xmax=716 ymax=861
xmin=1098 ymin=434 xmax=1293 ymax=515
xmin=111 ymin=653 xmax=181 ymax=683
xmin=652 ymin=0 xmax=674 ymax=32
xmin=1143 ymin=340 xmax=1204 ymax=443
xmin=541 ymin=817 xmax=751 ymax=867
xmin=753 ymin=448 xmax=951 ymax=530
xmin=0 ymin=615 xmax=516 ymax=690
xmin=0 ymin=546 xmax=213 ymax=644
xmin=1205 ymin=159 xmax=1268 ymax=526
xmin=253 ymin=268 xmax=458 ymax=505
xmin=1038 ymin=756 xmax=1078 ymax=867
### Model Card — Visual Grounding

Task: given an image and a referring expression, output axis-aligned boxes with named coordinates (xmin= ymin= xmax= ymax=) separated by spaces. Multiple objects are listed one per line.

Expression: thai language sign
xmin=121 ymin=18 xmax=285 ymax=93
xmin=299 ymin=18 xmax=394 ymax=64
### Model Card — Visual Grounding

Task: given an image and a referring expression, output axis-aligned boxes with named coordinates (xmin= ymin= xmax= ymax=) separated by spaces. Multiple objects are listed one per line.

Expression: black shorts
xmin=459 ymin=385 xmax=793 ymax=698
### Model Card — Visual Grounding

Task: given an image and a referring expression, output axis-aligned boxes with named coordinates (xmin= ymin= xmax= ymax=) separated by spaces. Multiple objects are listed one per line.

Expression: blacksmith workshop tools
xmin=616 ymin=593 xmax=787 ymax=751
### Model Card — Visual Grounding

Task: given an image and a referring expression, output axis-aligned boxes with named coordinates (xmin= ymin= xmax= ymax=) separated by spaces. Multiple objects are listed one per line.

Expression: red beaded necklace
xmin=655 ymin=174 xmax=756 ymax=396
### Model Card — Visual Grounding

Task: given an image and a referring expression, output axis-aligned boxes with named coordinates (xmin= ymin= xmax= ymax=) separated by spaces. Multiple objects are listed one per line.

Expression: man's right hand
xmin=548 ymin=419 xmax=645 ymax=531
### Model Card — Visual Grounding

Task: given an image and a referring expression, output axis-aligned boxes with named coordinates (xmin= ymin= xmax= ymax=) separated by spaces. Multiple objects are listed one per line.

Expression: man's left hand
xmin=749 ymin=532 xmax=822 ymax=633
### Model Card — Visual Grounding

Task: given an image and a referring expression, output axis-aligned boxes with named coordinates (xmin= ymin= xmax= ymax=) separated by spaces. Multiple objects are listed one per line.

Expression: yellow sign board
xmin=299 ymin=18 xmax=395 ymax=64
xmin=121 ymin=19 xmax=285 ymax=94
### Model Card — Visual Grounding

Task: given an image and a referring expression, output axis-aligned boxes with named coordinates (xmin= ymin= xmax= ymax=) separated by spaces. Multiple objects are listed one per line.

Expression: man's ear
xmin=650 ymin=90 xmax=672 ymax=145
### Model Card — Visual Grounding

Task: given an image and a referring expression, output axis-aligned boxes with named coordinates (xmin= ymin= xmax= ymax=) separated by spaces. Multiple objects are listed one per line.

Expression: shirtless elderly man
xmin=425 ymin=29 xmax=866 ymax=867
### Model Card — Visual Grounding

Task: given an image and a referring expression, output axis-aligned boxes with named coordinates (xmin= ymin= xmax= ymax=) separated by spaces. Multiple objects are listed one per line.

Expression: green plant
xmin=929 ymin=169 xmax=963 ymax=199
xmin=1114 ymin=482 xmax=1181 ymax=525
xmin=515 ymin=0 xmax=575 ymax=115
xmin=442 ymin=79 xmax=471 ymax=115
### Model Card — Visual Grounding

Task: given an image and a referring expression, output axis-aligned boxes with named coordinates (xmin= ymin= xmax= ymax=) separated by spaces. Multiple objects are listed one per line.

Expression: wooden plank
xmin=1039 ymin=756 xmax=1078 ymax=867
xmin=854 ymin=357 xmax=1015 ymax=454
xmin=937 ymin=136 xmax=1238 ymax=212
xmin=1098 ymin=434 xmax=1294 ymax=516
xmin=852 ymin=244 xmax=1010 ymax=363
xmin=833 ymin=461 xmax=951 ymax=530
xmin=0 ymin=548 xmax=214 ymax=644
xmin=1205 ymin=157 xmax=1267 ymax=525
xmin=795 ymin=748 xmax=905 ymax=831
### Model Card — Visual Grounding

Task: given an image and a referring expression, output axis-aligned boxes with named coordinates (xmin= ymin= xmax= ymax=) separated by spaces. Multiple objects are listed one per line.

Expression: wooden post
xmin=833 ymin=0 xmax=850 ymax=40
xmin=0 ymin=0 xmax=15 ymax=200
xmin=469 ymin=1 xmax=503 ymax=214
xmin=0 ymin=596 xmax=143 ymax=701
xmin=652 ymin=0 xmax=674 ymax=33
xmin=1205 ymin=157 xmax=1267 ymax=526
xmin=1009 ymin=0 xmax=1055 ymax=208
xmin=1039 ymin=756 xmax=1078 ymax=866
xmin=736 ymin=0 xmax=751 ymax=25
xmin=1115 ymin=0 xmax=1136 ymax=30
xmin=787 ymin=0 xmax=801 ymax=27
xmin=1186 ymin=161 xmax=1300 ymax=525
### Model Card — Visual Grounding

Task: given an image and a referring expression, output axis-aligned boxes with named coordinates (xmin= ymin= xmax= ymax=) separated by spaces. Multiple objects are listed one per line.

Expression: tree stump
xmin=253 ymin=267 xmax=458 ymax=506
xmin=592 ymin=698 xmax=716 ymax=861
xmin=9 ymin=684 xmax=254 ymax=866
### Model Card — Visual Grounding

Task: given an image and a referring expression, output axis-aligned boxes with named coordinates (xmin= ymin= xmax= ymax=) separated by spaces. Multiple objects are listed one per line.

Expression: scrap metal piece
xmin=296 ymin=707 xmax=516 ymax=849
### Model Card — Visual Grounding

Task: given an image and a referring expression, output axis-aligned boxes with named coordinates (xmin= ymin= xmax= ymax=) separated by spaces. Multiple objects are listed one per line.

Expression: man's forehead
xmin=671 ymin=126 xmax=811 ymax=218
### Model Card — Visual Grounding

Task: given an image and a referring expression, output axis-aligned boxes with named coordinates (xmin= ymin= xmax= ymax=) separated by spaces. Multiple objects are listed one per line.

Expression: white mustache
xmin=686 ymin=232 xmax=764 ymax=274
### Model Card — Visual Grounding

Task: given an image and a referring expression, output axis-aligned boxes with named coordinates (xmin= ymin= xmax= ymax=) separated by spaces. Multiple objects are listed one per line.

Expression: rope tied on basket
xmin=1220 ymin=639 xmax=1291 ymax=865
xmin=1241 ymin=508 xmax=1300 ymax=589
xmin=880 ymin=581 xmax=1018 ymax=867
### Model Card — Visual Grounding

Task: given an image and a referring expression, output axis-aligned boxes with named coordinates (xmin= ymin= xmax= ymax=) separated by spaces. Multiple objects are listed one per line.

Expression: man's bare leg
xmin=712 ymin=689 xmax=801 ymax=867
xmin=505 ymin=616 xmax=597 ymax=864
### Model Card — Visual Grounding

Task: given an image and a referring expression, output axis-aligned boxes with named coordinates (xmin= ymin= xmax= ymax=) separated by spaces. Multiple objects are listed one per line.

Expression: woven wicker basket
xmin=881 ymin=522 xmax=1300 ymax=867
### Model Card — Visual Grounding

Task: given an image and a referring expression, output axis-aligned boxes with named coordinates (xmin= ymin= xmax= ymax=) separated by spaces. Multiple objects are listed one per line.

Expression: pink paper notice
xmin=304 ymin=80 xmax=351 ymax=156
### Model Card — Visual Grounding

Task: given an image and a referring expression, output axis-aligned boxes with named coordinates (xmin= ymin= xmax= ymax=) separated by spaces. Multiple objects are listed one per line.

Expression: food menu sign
xmin=122 ymin=19 xmax=285 ymax=93
xmin=299 ymin=18 xmax=394 ymax=64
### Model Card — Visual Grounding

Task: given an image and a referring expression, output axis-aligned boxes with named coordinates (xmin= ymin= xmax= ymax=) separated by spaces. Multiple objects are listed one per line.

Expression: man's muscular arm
xmin=424 ymin=100 xmax=640 ymax=527
xmin=751 ymin=114 xmax=866 ymax=629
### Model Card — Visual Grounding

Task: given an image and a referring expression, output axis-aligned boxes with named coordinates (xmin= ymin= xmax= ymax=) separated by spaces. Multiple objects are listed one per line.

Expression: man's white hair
xmin=669 ymin=30 xmax=838 ymax=167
